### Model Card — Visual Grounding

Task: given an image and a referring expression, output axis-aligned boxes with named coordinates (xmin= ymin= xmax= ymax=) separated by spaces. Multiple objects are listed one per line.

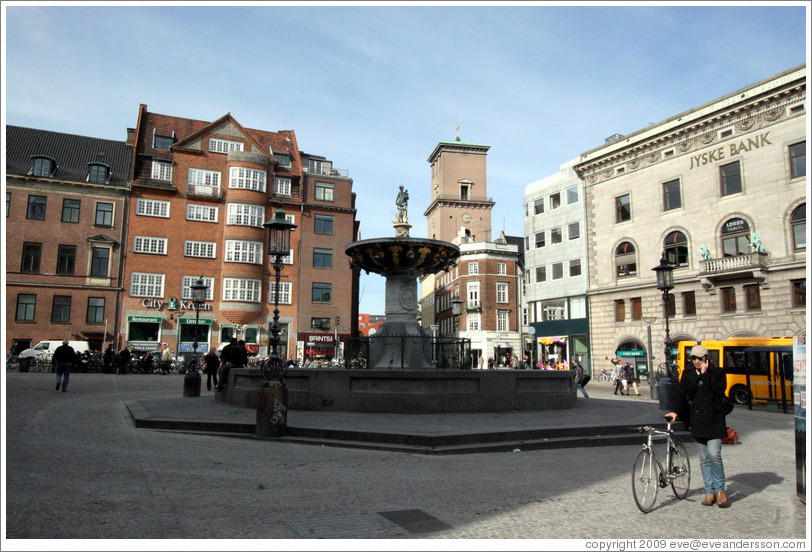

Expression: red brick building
xmin=5 ymin=126 xmax=132 ymax=353
xmin=122 ymin=105 xmax=357 ymax=359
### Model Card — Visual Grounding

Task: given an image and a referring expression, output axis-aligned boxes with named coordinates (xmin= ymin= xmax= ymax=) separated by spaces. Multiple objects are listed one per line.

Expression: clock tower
xmin=423 ymin=136 xmax=494 ymax=243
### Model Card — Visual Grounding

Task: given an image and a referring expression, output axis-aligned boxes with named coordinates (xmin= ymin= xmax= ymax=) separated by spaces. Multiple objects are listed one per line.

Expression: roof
xmin=6 ymin=125 xmax=132 ymax=187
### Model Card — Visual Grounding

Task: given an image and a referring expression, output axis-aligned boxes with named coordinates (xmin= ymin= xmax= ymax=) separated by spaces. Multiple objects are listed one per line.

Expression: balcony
xmin=187 ymin=183 xmax=222 ymax=199
xmin=466 ymin=300 xmax=481 ymax=312
xmin=698 ymin=252 xmax=769 ymax=291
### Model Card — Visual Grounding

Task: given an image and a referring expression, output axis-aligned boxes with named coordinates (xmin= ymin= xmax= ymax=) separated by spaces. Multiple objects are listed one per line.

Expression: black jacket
xmin=674 ymin=362 xmax=727 ymax=440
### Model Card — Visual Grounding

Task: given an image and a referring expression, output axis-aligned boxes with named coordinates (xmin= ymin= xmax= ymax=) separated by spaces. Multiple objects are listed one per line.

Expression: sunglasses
xmin=690 ymin=356 xmax=706 ymax=361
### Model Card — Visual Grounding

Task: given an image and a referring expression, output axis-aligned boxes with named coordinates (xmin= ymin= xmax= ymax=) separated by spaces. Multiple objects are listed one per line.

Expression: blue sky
xmin=3 ymin=2 xmax=808 ymax=315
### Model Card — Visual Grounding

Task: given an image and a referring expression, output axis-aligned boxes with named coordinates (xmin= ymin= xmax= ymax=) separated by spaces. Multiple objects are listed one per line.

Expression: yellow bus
xmin=676 ymin=337 xmax=794 ymax=408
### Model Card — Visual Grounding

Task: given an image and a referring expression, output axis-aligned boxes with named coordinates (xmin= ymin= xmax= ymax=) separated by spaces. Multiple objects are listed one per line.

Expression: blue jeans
xmin=56 ymin=362 xmax=71 ymax=391
xmin=696 ymin=437 xmax=725 ymax=493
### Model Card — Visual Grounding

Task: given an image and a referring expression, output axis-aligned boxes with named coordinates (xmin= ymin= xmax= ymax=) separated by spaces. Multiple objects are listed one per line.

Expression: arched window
xmin=791 ymin=204 xmax=806 ymax=250
xmin=664 ymin=231 xmax=688 ymax=268
xmin=721 ymin=217 xmax=750 ymax=257
xmin=615 ymin=242 xmax=637 ymax=278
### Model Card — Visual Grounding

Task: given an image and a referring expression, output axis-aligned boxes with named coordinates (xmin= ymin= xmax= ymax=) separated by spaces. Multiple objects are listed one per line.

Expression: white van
xmin=19 ymin=340 xmax=90 ymax=362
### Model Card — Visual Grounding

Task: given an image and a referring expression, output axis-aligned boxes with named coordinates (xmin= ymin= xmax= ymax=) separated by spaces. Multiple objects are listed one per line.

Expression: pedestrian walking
xmin=103 ymin=344 xmax=115 ymax=373
xmin=116 ymin=346 xmax=131 ymax=375
xmin=624 ymin=362 xmax=640 ymax=396
xmin=52 ymin=339 xmax=76 ymax=392
xmin=203 ymin=348 xmax=220 ymax=391
xmin=665 ymin=345 xmax=730 ymax=508
xmin=612 ymin=358 xmax=625 ymax=395
xmin=159 ymin=343 xmax=172 ymax=375
xmin=573 ymin=359 xmax=589 ymax=399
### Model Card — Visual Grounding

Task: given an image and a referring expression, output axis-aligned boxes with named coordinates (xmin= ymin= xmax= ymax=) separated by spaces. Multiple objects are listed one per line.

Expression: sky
xmin=2 ymin=1 xmax=808 ymax=316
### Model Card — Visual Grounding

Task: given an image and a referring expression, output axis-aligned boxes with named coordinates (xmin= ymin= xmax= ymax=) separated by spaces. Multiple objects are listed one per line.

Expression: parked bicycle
xmin=632 ymin=417 xmax=691 ymax=513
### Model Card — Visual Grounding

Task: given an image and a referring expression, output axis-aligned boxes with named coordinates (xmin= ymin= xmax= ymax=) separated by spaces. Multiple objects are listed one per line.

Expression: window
xmin=274 ymin=153 xmax=291 ymax=167
xmin=745 ymin=284 xmax=761 ymax=311
xmin=630 ymin=297 xmax=642 ymax=320
xmin=550 ymin=226 xmax=562 ymax=244
xmin=524 ymin=236 xmax=529 ymax=251
xmin=209 ymin=138 xmax=243 ymax=153
xmin=535 ymin=266 xmax=546 ymax=282
xmin=524 ymin=203 xmax=529 ymax=217
xmin=311 ymin=317 xmax=331 ymax=330
xmin=721 ymin=218 xmax=751 ymax=257
xmin=468 ymin=262 xmax=479 ymax=275
xmin=95 ymin=202 xmax=114 ymax=226
xmin=467 ymin=281 xmax=480 ymax=304
xmin=666 ymin=293 xmax=676 ymax=317
xmin=682 ymin=291 xmax=697 ymax=316
xmin=225 ymin=240 xmax=263 ymax=264
xmin=662 ymin=179 xmax=681 ymax=211
xmin=312 ymin=283 xmax=332 ymax=303
xmin=16 ymin=294 xmax=36 ymax=321
xmin=552 ymin=262 xmax=563 ymax=280
xmin=792 ymin=279 xmax=806 ymax=308
xmin=497 ymin=262 xmax=507 ymax=275
xmin=181 ymin=276 xmax=214 ymax=301
xmin=664 ymin=231 xmax=688 ymax=267
xmin=133 ymin=236 xmax=167 ymax=255
xmin=569 ymin=259 xmax=582 ymax=277
xmin=615 ymin=242 xmax=637 ymax=278
xmin=90 ymin=247 xmax=110 ymax=277
xmin=721 ymin=287 xmax=737 ymax=313
xmin=467 ymin=311 xmax=480 ymax=331
xmin=88 ymin=164 xmax=109 ymax=183
xmin=313 ymin=248 xmax=333 ymax=269
xmin=315 ymin=182 xmax=334 ymax=201
xmin=542 ymin=299 xmax=567 ymax=321
xmin=568 ymin=222 xmax=580 ymax=240
xmin=792 ymin=204 xmax=806 ymax=250
xmin=535 ymin=231 xmax=546 ymax=248
xmin=789 ymin=141 xmax=806 ymax=178
xmin=21 ymin=242 xmax=41 ymax=273
xmin=136 ymin=198 xmax=169 ymax=218
xmin=269 ymin=281 xmax=292 ymax=304
xmin=51 ymin=296 xmax=71 ymax=324
xmin=281 ymin=248 xmax=294 ymax=265
xmin=184 ymin=241 xmax=216 ymax=259
xmin=62 ymin=199 xmax=80 ymax=223
xmin=151 ymin=161 xmax=173 ymax=181
xmin=460 ymin=185 xmax=469 ymax=200
xmin=305 ymin=159 xmax=323 ymax=174
xmin=720 ymin=161 xmax=742 ymax=196
xmin=566 ymin=186 xmax=579 ymax=205
xmin=27 ymin=195 xmax=46 ymax=220
xmin=496 ymin=282 xmax=508 ymax=303
xmin=187 ymin=204 xmax=218 ymax=223
xmin=570 ymin=296 xmax=586 ymax=319
xmin=550 ymin=192 xmax=561 ymax=209
xmin=154 ymin=134 xmax=173 ymax=149
xmin=229 ymin=167 xmax=265 ymax=192
xmin=533 ymin=198 xmax=544 ymax=215
xmin=615 ymin=300 xmax=625 ymax=322
xmin=497 ymin=310 xmax=509 ymax=332
xmin=274 ymin=177 xmax=291 ymax=196
xmin=314 ymin=214 xmax=334 ymax=234
xmin=56 ymin=245 xmax=76 ymax=275
xmin=189 ymin=168 xmax=222 ymax=192
xmin=32 ymin=157 xmax=54 ymax=177
xmin=615 ymin=194 xmax=631 ymax=222
xmin=226 ymin=203 xmax=263 ymax=227
xmin=6 ymin=192 xmax=10 ymax=217
xmin=223 ymin=278 xmax=261 ymax=302
xmin=130 ymin=272 xmax=164 ymax=297
xmin=86 ymin=297 xmax=105 ymax=324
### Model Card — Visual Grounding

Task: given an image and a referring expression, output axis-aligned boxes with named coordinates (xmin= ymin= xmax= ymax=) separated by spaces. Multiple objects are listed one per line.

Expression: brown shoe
xmin=716 ymin=491 xmax=729 ymax=508
xmin=701 ymin=493 xmax=716 ymax=506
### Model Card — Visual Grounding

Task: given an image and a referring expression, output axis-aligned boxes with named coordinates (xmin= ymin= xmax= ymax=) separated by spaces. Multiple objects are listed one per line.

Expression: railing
xmin=466 ymin=301 xmax=481 ymax=311
xmin=699 ymin=252 xmax=768 ymax=275
xmin=304 ymin=166 xmax=349 ymax=178
xmin=431 ymin=194 xmax=494 ymax=203
xmin=187 ymin=183 xmax=222 ymax=198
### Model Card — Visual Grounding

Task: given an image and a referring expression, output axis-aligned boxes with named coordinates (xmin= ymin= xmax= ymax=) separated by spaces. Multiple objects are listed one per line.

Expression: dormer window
xmin=30 ymin=156 xmax=55 ymax=177
xmin=274 ymin=153 xmax=292 ymax=167
xmin=153 ymin=134 xmax=173 ymax=150
xmin=87 ymin=163 xmax=110 ymax=183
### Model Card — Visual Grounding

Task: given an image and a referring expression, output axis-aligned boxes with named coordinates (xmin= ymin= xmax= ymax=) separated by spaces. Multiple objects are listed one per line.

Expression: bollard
xmin=183 ymin=370 xmax=201 ymax=397
xmin=256 ymin=386 xmax=287 ymax=439
xmin=657 ymin=376 xmax=680 ymax=411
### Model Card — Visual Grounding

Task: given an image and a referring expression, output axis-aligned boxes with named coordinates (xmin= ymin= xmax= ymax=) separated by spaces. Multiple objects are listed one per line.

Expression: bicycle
xmin=632 ymin=417 xmax=691 ymax=513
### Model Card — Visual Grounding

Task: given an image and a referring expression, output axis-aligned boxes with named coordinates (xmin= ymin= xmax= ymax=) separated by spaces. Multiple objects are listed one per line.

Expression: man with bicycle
xmin=665 ymin=345 xmax=730 ymax=508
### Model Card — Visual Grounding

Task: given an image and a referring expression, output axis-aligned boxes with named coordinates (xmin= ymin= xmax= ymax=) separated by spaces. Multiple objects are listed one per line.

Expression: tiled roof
xmin=6 ymin=125 xmax=132 ymax=186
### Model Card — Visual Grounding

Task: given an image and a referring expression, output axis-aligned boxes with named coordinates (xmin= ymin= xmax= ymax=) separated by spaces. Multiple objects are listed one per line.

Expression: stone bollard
xmin=256 ymin=385 xmax=288 ymax=439
xmin=183 ymin=370 xmax=201 ymax=397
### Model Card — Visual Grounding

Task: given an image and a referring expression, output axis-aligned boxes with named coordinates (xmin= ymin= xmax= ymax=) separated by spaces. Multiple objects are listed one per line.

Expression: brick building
xmin=122 ymin=105 xmax=357 ymax=360
xmin=5 ymin=126 xmax=132 ymax=352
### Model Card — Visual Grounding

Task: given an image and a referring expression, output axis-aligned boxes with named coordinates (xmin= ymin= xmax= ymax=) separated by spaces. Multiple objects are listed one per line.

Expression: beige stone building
xmin=574 ymin=65 xmax=806 ymax=375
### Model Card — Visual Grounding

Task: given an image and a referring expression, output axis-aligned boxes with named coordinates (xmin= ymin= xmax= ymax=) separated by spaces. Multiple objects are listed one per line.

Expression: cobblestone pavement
xmin=3 ymin=371 xmax=807 ymax=546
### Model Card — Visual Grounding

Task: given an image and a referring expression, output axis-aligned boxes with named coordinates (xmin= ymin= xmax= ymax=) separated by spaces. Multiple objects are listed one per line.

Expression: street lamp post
xmin=256 ymin=207 xmax=296 ymax=439
xmin=652 ymin=252 xmax=676 ymax=410
xmin=183 ymin=276 xmax=208 ymax=397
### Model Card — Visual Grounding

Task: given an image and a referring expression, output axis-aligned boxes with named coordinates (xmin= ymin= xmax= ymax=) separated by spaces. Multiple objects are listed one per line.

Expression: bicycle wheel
xmin=632 ymin=449 xmax=661 ymax=513
xmin=669 ymin=442 xmax=691 ymax=499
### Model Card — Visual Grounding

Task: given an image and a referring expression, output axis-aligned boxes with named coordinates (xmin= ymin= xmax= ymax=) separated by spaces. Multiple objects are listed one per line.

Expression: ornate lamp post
xmin=652 ymin=252 xmax=676 ymax=409
xmin=183 ymin=276 xmax=208 ymax=397
xmin=256 ymin=207 xmax=296 ymax=438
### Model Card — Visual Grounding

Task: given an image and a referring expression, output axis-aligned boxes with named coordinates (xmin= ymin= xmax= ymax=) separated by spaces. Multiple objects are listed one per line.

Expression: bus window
xmin=723 ymin=348 xmax=770 ymax=377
